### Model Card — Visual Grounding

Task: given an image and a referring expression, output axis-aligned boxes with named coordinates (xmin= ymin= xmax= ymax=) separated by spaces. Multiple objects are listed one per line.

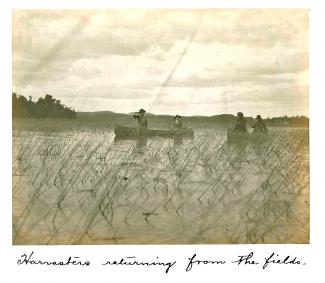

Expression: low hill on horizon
xmin=77 ymin=111 xmax=308 ymax=128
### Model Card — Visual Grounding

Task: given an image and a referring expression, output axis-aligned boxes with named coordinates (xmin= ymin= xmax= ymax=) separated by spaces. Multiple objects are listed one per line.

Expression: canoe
xmin=227 ymin=127 xmax=268 ymax=143
xmin=114 ymin=124 xmax=194 ymax=139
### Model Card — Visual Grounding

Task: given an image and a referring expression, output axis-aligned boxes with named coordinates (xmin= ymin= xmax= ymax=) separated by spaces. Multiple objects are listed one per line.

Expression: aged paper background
xmin=1 ymin=0 xmax=325 ymax=282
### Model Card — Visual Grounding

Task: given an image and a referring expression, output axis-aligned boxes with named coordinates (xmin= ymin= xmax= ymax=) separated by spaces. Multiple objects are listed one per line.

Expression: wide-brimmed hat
xmin=174 ymin=115 xmax=182 ymax=119
xmin=237 ymin=112 xmax=244 ymax=117
xmin=256 ymin=115 xmax=262 ymax=119
xmin=138 ymin=109 xmax=146 ymax=113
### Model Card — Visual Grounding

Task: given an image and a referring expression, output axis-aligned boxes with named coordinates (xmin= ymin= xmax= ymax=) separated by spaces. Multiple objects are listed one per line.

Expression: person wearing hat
xmin=252 ymin=114 xmax=268 ymax=133
xmin=133 ymin=108 xmax=148 ymax=132
xmin=174 ymin=115 xmax=183 ymax=129
xmin=233 ymin=112 xmax=247 ymax=132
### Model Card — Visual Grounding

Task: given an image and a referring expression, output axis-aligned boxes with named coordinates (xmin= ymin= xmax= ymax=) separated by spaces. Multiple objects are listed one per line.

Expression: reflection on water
xmin=226 ymin=139 xmax=249 ymax=168
xmin=136 ymin=136 xmax=148 ymax=148
xmin=114 ymin=135 xmax=185 ymax=149
xmin=12 ymin=128 xmax=309 ymax=244
xmin=173 ymin=136 xmax=183 ymax=146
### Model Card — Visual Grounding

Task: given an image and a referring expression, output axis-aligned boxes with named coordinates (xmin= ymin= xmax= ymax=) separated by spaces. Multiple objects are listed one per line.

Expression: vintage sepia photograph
xmin=12 ymin=9 xmax=309 ymax=245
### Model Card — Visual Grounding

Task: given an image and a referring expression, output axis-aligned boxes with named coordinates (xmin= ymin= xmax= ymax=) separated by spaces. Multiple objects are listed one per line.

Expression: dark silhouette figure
xmin=233 ymin=112 xmax=247 ymax=132
xmin=174 ymin=115 xmax=184 ymax=129
xmin=133 ymin=108 xmax=148 ymax=135
xmin=252 ymin=115 xmax=268 ymax=133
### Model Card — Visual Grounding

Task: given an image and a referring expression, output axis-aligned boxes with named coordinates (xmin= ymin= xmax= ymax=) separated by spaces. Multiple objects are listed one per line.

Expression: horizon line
xmin=12 ymin=92 xmax=309 ymax=119
xmin=77 ymin=110 xmax=309 ymax=119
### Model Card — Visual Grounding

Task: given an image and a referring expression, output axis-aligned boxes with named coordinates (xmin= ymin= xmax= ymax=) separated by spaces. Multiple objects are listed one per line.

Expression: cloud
xmin=14 ymin=10 xmax=308 ymax=62
xmin=166 ymin=59 xmax=307 ymax=89
xmin=147 ymin=83 xmax=308 ymax=117
xmin=70 ymin=66 xmax=102 ymax=79
xmin=12 ymin=9 xmax=309 ymax=117
xmin=167 ymin=72 xmax=296 ymax=88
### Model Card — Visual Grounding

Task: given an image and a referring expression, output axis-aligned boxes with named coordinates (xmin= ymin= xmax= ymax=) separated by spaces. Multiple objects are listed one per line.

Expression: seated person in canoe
xmin=233 ymin=112 xmax=247 ymax=132
xmin=252 ymin=115 xmax=268 ymax=133
xmin=174 ymin=115 xmax=184 ymax=129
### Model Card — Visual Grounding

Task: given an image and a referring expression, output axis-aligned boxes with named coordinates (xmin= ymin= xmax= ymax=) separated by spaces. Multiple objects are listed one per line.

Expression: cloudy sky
xmin=13 ymin=9 xmax=308 ymax=117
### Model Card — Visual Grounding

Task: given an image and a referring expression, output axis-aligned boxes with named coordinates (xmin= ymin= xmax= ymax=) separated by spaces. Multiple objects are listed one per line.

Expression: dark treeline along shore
xmin=12 ymin=93 xmax=309 ymax=131
xmin=12 ymin=92 xmax=76 ymax=119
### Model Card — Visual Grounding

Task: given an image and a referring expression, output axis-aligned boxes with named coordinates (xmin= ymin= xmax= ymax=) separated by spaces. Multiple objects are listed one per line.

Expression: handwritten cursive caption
xmin=17 ymin=251 xmax=306 ymax=273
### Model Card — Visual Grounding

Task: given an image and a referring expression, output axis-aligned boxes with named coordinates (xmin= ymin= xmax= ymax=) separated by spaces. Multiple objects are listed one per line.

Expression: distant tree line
xmin=264 ymin=115 xmax=309 ymax=127
xmin=12 ymin=93 xmax=76 ymax=119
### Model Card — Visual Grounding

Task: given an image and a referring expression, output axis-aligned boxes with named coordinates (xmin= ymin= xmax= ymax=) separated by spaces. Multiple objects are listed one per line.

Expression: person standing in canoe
xmin=174 ymin=115 xmax=183 ymax=129
xmin=133 ymin=108 xmax=148 ymax=134
xmin=233 ymin=112 xmax=247 ymax=132
xmin=252 ymin=115 xmax=268 ymax=133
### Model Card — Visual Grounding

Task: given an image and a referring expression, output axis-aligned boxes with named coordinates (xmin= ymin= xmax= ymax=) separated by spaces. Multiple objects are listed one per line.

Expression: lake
xmin=12 ymin=127 xmax=309 ymax=244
